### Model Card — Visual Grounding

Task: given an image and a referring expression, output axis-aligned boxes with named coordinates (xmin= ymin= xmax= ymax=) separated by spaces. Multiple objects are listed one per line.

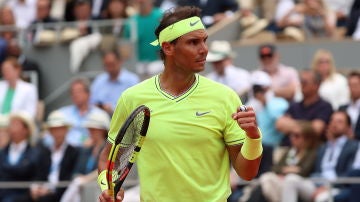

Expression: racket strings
xmin=113 ymin=111 xmax=146 ymax=181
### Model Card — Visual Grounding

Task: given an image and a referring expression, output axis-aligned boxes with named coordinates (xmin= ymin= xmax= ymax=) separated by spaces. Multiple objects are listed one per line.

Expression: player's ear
xmin=161 ymin=42 xmax=174 ymax=56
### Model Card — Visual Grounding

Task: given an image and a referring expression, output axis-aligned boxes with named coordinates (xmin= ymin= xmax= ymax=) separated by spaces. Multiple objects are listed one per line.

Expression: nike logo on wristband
xmin=190 ymin=20 xmax=200 ymax=26
xmin=101 ymin=180 xmax=106 ymax=185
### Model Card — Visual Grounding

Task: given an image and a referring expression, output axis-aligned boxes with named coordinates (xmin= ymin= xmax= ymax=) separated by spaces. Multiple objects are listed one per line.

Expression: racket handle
xmin=108 ymin=189 xmax=115 ymax=200
xmin=114 ymin=182 xmax=124 ymax=201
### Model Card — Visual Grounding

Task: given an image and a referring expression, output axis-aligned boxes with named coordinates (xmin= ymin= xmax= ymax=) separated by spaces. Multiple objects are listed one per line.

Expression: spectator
xmin=30 ymin=110 xmax=79 ymax=202
xmin=257 ymin=43 xmax=300 ymax=102
xmin=246 ymin=70 xmax=289 ymax=148
xmin=6 ymin=39 xmax=43 ymax=98
xmin=333 ymin=138 xmax=360 ymax=202
xmin=0 ymin=6 xmax=10 ymax=63
xmin=311 ymin=49 xmax=350 ymax=110
xmin=73 ymin=109 xmax=109 ymax=175
xmin=276 ymin=69 xmax=333 ymax=146
xmin=339 ymin=71 xmax=360 ymax=140
xmin=122 ymin=0 xmax=163 ymax=77
xmin=62 ymin=0 xmax=110 ymax=20
xmin=280 ymin=111 xmax=358 ymax=202
xmin=49 ymin=0 xmax=66 ymax=20
xmin=181 ymin=0 xmax=239 ymax=27
xmin=237 ymin=0 xmax=277 ymax=23
xmin=250 ymin=121 xmax=318 ymax=202
xmin=99 ymin=0 xmax=128 ymax=52
xmin=7 ymin=0 xmax=37 ymax=29
xmin=66 ymin=0 xmax=103 ymax=73
xmin=0 ymin=112 xmax=49 ymax=201
xmin=90 ymin=0 xmax=110 ymax=19
xmin=90 ymin=50 xmax=140 ymax=115
xmin=32 ymin=0 xmax=58 ymax=23
xmin=277 ymin=0 xmax=336 ymax=39
xmin=101 ymin=0 xmax=128 ymax=35
xmin=0 ymin=57 xmax=38 ymax=118
xmin=29 ymin=0 xmax=58 ymax=46
xmin=345 ymin=0 xmax=360 ymax=40
xmin=0 ymin=6 xmax=18 ymax=43
xmin=60 ymin=109 xmax=110 ymax=202
xmin=56 ymin=77 xmax=107 ymax=147
xmin=324 ymin=0 xmax=354 ymax=27
xmin=206 ymin=40 xmax=251 ymax=100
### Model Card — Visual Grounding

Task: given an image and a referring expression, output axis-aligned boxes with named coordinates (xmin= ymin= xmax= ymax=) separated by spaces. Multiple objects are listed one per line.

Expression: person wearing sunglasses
xmin=257 ymin=43 xmax=300 ymax=102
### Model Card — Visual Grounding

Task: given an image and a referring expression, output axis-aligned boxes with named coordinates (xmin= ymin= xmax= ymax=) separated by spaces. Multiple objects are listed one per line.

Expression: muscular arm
xmin=227 ymin=144 xmax=262 ymax=181
xmin=230 ymin=106 xmax=262 ymax=181
xmin=97 ymin=141 xmax=124 ymax=202
xmin=98 ymin=141 xmax=112 ymax=173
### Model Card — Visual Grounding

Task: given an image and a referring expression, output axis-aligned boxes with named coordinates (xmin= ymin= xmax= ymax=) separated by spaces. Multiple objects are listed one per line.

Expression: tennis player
xmin=97 ymin=6 xmax=263 ymax=202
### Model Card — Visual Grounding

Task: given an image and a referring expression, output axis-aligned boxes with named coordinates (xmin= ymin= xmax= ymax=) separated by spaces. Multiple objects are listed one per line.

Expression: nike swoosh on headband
xmin=190 ymin=20 xmax=200 ymax=26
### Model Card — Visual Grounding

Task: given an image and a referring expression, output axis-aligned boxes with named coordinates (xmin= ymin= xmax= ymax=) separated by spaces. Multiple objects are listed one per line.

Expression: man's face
xmin=74 ymin=3 xmax=91 ymax=20
xmin=103 ymin=53 xmax=121 ymax=76
xmin=349 ymin=75 xmax=360 ymax=100
xmin=300 ymin=71 xmax=318 ymax=97
xmin=8 ymin=118 xmax=29 ymax=143
xmin=36 ymin=0 xmax=50 ymax=20
xmin=169 ymin=29 xmax=208 ymax=73
xmin=70 ymin=82 xmax=89 ymax=106
xmin=327 ymin=112 xmax=349 ymax=139
xmin=259 ymin=52 xmax=278 ymax=71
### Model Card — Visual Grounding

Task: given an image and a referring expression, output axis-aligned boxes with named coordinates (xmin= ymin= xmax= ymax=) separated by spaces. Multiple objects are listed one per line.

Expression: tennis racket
xmin=106 ymin=105 xmax=150 ymax=200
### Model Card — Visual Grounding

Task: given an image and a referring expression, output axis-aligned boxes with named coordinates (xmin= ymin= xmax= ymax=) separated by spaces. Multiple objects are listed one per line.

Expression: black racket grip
xmin=113 ymin=181 xmax=124 ymax=201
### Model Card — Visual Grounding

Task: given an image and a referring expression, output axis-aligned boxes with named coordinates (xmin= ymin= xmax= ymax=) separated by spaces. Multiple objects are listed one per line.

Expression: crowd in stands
xmin=0 ymin=0 xmax=360 ymax=202
xmin=205 ymin=41 xmax=360 ymax=202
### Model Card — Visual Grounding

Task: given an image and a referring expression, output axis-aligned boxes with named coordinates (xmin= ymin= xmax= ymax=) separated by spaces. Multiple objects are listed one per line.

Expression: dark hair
xmin=101 ymin=49 xmax=121 ymax=60
xmin=348 ymin=70 xmax=360 ymax=79
xmin=252 ymin=85 xmax=267 ymax=94
xmin=300 ymin=69 xmax=322 ymax=85
xmin=2 ymin=56 xmax=22 ymax=70
xmin=155 ymin=6 xmax=202 ymax=60
xmin=334 ymin=110 xmax=352 ymax=127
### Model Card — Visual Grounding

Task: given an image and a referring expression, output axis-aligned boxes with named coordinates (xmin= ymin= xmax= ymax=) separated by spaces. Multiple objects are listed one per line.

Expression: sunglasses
xmin=260 ymin=54 xmax=273 ymax=59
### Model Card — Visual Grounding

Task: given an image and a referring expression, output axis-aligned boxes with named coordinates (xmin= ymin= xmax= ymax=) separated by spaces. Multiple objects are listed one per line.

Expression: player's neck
xmin=159 ymin=72 xmax=196 ymax=97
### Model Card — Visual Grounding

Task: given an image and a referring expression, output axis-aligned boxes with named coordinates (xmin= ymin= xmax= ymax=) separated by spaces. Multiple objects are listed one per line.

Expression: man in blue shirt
xmin=90 ymin=49 xmax=139 ymax=115
xmin=246 ymin=70 xmax=288 ymax=147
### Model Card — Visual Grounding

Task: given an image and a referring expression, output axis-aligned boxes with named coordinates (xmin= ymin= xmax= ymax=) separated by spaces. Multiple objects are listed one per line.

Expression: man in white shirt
xmin=339 ymin=71 xmax=360 ymax=140
xmin=206 ymin=40 xmax=251 ymax=100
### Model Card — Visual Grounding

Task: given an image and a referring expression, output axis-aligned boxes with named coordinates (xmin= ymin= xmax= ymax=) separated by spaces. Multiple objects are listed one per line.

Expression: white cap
xmin=83 ymin=110 xmax=110 ymax=131
xmin=10 ymin=112 xmax=36 ymax=137
xmin=45 ymin=110 xmax=72 ymax=128
xmin=206 ymin=40 xmax=236 ymax=62
xmin=251 ymin=70 xmax=272 ymax=87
